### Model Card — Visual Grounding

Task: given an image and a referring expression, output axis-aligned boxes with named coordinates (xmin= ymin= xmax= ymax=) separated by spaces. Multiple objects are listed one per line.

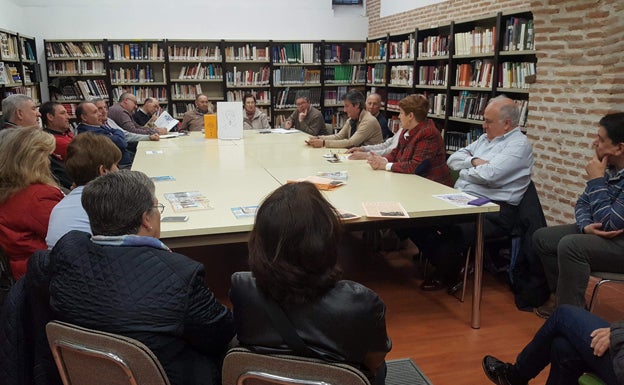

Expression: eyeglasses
xmin=153 ymin=203 xmax=165 ymax=214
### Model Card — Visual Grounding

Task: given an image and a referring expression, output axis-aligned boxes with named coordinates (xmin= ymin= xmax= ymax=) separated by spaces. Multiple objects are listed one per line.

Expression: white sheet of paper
xmin=217 ymin=101 xmax=243 ymax=140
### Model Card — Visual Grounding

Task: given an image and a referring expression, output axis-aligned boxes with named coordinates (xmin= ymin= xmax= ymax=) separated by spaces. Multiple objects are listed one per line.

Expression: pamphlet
xmin=287 ymin=176 xmax=345 ymax=191
xmin=337 ymin=209 xmax=360 ymax=221
xmin=317 ymin=171 xmax=348 ymax=181
xmin=361 ymin=201 xmax=409 ymax=218
xmin=231 ymin=205 xmax=258 ymax=219
xmin=433 ymin=192 xmax=479 ymax=207
xmin=150 ymin=175 xmax=175 ymax=182
xmin=153 ymin=110 xmax=180 ymax=132
xmin=271 ymin=128 xmax=299 ymax=134
xmin=164 ymin=191 xmax=213 ymax=212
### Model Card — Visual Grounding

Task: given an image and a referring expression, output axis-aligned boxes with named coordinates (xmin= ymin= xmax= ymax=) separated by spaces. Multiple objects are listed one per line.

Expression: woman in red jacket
xmin=0 ymin=127 xmax=63 ymax=279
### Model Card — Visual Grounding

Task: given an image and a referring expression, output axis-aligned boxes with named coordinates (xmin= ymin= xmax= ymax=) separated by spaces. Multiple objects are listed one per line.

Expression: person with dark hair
xmin=108 ymin=92 xmax=166 ymax=135
xmin=367 ymin=94 xmax=451 ymax=185
xmin=535 ymin=111 xmax=624 ymax=318
xmin=284 ymin=95 xmax=327 ymax=135
xmin=40 ymin=101 xmax=74 ymax=161
xmin=75 ymin=101 xmax=133 ymax=168
xmin=230 ymin=182 xmax=392 ymax=385
xmin=31 ymin=170 xmax=235 ymax=385
xmin=132 ymin=97 xmax=160 ymax=127
xmin=242 ymin=93 xmax=270 ymax=129
xmin=482 ymin=305 xmax=623 ymax=385
xmin=45 ymin=132 xmax=121 ymax=248
xmin=180 ymin=94 xmax=213 ymax=132
xmin=0 ymin=127 xmax=63 ymax=279
xmin=307 ymin=90 xmax=382 ymax=148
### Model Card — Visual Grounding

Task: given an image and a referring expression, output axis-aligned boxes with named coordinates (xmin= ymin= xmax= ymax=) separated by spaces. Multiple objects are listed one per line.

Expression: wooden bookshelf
xmin=1 ymin=29 xmax=42 ymax=118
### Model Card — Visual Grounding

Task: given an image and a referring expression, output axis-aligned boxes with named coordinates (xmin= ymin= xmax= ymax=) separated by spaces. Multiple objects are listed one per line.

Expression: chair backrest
xmin=222 ymin=347 xmax=371 ymax=385
xmin=46 ymin=320 xmax=170 ymax=385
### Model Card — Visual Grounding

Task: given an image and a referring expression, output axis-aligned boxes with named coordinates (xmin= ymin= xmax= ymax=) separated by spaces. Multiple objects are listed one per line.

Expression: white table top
xmin=133 ymin=130 xmax=499 ymax=246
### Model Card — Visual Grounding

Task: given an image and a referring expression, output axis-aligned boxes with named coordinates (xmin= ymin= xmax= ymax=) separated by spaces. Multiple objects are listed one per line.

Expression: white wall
xmin=6 ymin=0 xmax=368 ymax=101
xmin=0 ymin=0 xmax=24 ymax=33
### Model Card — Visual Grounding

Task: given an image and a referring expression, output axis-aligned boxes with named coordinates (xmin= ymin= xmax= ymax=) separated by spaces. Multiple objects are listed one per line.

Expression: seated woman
xmin=242 ymin=93 xmax=270 ymax=130
xmin=230 ymin=182 xmax=392 ymax=385
xmin=483 ymin=305 xmax=623 ymax=385
xmin=31 ymin=171 xmax=235 ymax=385
xmin=367 ymin=94 xmax=452 ymax=186
xmin=0 ymin=127 xmax=64 ymax=280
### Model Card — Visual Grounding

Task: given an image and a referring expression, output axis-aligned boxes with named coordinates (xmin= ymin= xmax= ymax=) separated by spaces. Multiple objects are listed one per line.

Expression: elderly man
xmin=418 ymin=95 xmax=534 ymax=291
xmin=366 ymin=93 xmax=390 ymax=139
xmin=180 ymin=94 xmax=213 ymax=132
xmin=133 ymin=97 xmax=161 ymax=127
xmin=307 ymin=91 xmax=382 ymax=149
xmin=1 ymin=94 xmax=40 ymax=129
xmin=284 ymin=96 xmax=327 ymax=136
xmin=108 ymin=93 xmax=166 ymax=135
xmin=93 ymin=98 xmax=159 ymax=143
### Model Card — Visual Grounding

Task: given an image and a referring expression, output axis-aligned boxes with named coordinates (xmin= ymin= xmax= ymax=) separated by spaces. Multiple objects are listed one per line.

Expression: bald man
xmin=366 ymin=93 xmax=390 ymax=139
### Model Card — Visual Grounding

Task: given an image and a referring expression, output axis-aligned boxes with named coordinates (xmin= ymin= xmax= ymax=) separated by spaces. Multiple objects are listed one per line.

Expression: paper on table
xmin=287 ymin=176 xmax=345 ymax=191
xmin=337 ymin=209 xmax=360 ymax=221
xmin=164 ymin=191 xmax=213 ymax=212
xmin=361 ymin=201 xmax=409 ymax=218
xmin=433 ymin=192 xmax=479 ymax=207
xmin=271 ymin=128 xmax=300 ymax=134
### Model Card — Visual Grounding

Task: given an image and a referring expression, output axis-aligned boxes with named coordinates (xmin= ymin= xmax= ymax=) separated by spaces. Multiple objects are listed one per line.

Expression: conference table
xmin=132 ymin=130 xmax=499 ymax=329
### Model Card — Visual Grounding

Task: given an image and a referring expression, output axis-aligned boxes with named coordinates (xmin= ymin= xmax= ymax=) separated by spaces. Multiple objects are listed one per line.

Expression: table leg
xmin=471 ymin=213 xmax=484 ymax=329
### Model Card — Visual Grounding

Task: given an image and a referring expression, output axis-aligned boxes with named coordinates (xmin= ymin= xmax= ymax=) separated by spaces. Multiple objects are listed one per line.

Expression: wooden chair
xmin=222 ymin=347 xmax=371 ymax=385
xmin=46 ymin=320 xmax=170 ymax=385
xmin=587 ymin=271 xmax=624 ymax=312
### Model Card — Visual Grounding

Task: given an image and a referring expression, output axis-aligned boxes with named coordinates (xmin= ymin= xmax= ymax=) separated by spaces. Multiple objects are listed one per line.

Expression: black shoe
xmin=447 ymin=280 xmax=463 ymax=295
xmin=482 ymin=356 xmax=527 ymax=385
xmin=420 ymin=278 xmax=446 ymax=291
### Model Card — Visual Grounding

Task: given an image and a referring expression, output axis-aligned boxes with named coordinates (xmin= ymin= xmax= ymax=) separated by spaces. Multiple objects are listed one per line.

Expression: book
xmin=231 ymin=205 xmax=258 ymax=219
xmin=0 ymin=62 xmax=8 ymax=85
xmin=164 ymin=191 xmax=213 ymax=212
xmin=153 ymin=110 xmax=180 ymax=132
xmin=433 ymin=192 xmax=480 ymax=207
xmin=337 ymin=209 xmax=360 ymax=221
xmin=150 ymin=175 xmax=175 ymax=182
xmin=361 ymin=202 xmax=409 ymax=218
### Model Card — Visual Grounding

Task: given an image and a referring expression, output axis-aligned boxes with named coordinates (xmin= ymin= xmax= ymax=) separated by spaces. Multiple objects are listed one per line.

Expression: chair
xmin=587 ymin=271 xmax=624 ymax=312
xmin=222 ymin=347 xmax=371 ymax=385
xmin=45 ymin=320 xmax=170 ymax=385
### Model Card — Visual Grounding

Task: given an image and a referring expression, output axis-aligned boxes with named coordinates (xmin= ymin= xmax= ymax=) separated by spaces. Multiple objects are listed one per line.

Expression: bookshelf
xmin=1 ymin=29 xmax=42 ymax=119
xmin=386 ymin=31 xmax=416 ymax=116
xmin=44 ymin=40 xmax=107 ymax=118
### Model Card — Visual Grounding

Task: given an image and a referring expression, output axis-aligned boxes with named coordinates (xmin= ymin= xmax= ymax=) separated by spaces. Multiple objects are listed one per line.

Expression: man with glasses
xmin=284 ymin=95 xmax=327 ymax=136
xmin=108 ymin=92 xmax=166 ymax=135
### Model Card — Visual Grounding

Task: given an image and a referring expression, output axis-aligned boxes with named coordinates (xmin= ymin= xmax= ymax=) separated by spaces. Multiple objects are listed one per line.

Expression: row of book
xmin=386 ymin=91 xmax=410 ymax=111
xmin=45 ymin=42 xmax=104 ymax=58
xmin=502 ymin=18 xmax=534 ymax=51
xmin=388 ymin=116 xmax=400 ymax=133
xmin=423 ymin=92 xmax=447 ymax=116
xmin=388 ymin=36 xmax=415 ymax=60
xmin=175 ymin=63 xmax=223 ymax=80
xmin=455 ymin=60 xmax=494 ymax=88
xmin=0 ymin=33 xmax=19 ymax=60
xmin=388 ymin=65 xmax=413 ymax=86
xmin=2 ymin=86 xmax=39 ymax=104
xmin=111 ymin=86 xmax=168 ymax=104
xmin=419 ymin=64 xmax=448 ymax=86
xmin=498 ymin=62 xmax=536 ymax=89
xmin=273 ymin=67 xmax=321 ymax=85
xmin=324 ymin=44 xmax=365 ymax=64
xmin=60 ymin=103 xmax=77 ymax=117
xmin=366 ymin=63 xmax=386 ymax=84
xmin=272 ymin=43 xmax=320 ymax=64
xmin=51 ymin=79 xmax=108 ymax=101
xmin=274 ymin=88 xmax=321 ymax=109
xmin=168 ymin=45 xmax=222 ymax=61
xmin=323 ymin=65 xmax=366 ymax=84
xmin=366 ymin=41 xmax=386 ymax=61
xmin=47 ymin=60 xmax=106 ymax=75
xmin=417 ymin=35 xmax=450 ymax=57
xmin=452 ymin=91 xmax=490 ymax=120
xmin=323 ymin=86 xmax=350 ymax=105
xmin=171 ymin=83 xmax=204 ymax=100
xmin=226 ymin=90 xmax=271 ymax=104
xmin=224 ymin=45 xmax=269 ymax=61
xmin=21 ymin=40 xmax=36 ymax=61
xmin=322 ymin=108 xmax=348 ymax=130
xmin=226 ymin=66 xmax=269 ymax=86
xmin=108 ymin=43 xmax=164 ymax=61
xmin=171 ymin=102 xmax=195 ymax=118
xmin=454 ymin=27 xmax=496 ymax=56
xmin=110 ymin=65 xmax=166 ymax=84
xmin=515 ymin=99 xmax=529 ymax=127
xmin=444 ymin=128 xmax=484 ymax=152
xmin=0 ymin=62 xmax=21 ymax=85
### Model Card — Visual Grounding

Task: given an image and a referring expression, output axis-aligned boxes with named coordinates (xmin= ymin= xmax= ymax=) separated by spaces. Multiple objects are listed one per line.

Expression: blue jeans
xmin=515 ymin=305 xmax=618 ymax=385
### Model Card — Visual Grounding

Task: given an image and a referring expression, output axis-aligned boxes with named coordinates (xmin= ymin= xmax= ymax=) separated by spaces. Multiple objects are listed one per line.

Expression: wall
xmin=368 ymin=0 xmax=624 ymax=225
xmin=0 ymin=0 xmax=23 ymax=33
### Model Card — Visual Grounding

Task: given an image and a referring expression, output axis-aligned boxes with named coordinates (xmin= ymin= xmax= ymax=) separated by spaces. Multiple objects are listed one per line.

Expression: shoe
xmin=447 ymin=280 xmax=464 ymax=295
xmin=420 ymin=278 xmax=446 ymax=291
xmin=482 ymin=355 xmax=527 ymax=385
xmin=535 ymin=293 xmax=556 ymax=319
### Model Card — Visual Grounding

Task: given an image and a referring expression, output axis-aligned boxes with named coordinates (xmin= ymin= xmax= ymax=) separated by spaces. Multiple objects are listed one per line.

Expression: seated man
xmin=133 ymin=97 xmax=160 ymax=127
xmin=39 ymin=101 xmax=74 ymax=190
xmin=0 ymin=94 xmax=40 ymax=129
xmin=367 ymin=94 xmax=451 ymax=186
xmin=108 ymin=92 xmax=166 ymax=135
xmin=535 ymin=112 xmax=624 ymax=318
xmin=29 ymin=171 xmax=235 ymax=385
xmin=180 ymin=94 xmax=213 ymax=132
xmin=483 ymin=305 xmax=622 ymax=385
xmin=366 ymin=93 xmax=390 ymax=139
xmin=284 ymin=96 xmax=327 ymax=136
xmin=75 ymin=101 xmax=133 ymax=168
xmin=417 ymin=95 xmax=534 ymax=290
xmin=307 ymin=91 xmax=382 ymax=149
xmin=46 ymin=132 xmax=121 ymax=248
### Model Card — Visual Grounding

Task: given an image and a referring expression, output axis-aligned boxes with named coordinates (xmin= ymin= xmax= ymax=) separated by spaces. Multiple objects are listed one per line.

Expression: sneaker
xmin=482 ymin=355 xmax=527 ymax=385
